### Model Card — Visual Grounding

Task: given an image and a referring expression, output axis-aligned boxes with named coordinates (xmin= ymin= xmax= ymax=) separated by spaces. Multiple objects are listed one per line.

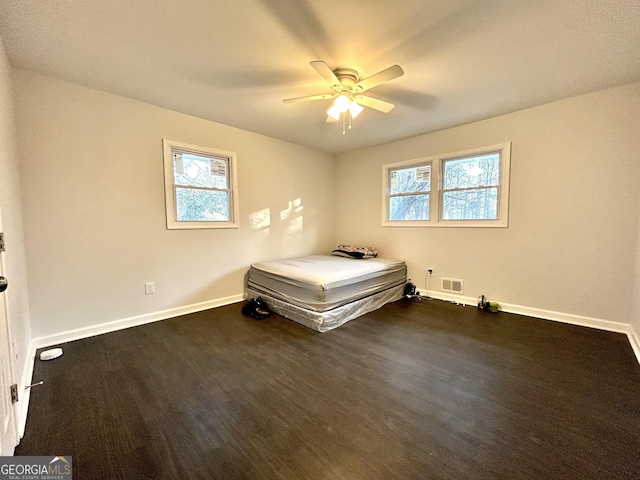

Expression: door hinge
xmin=10 ymin=384 xmax=18 ymax=404
xmin=0 ymin=233 xmax=5 ymax=252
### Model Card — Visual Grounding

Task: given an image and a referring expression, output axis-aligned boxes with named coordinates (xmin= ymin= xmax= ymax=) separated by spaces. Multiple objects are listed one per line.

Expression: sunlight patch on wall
xmin=286 ymin=215 xmax=304 ymax=235
xmin=280 ymin=198 xmax=303 ymax=220
xmin=250 ymin=208 xmax=270 ymax=236
xmin=250 ymin=199 xmax=304 ymax=239
xmin=281 ymin=198 xmax=304 ymax=236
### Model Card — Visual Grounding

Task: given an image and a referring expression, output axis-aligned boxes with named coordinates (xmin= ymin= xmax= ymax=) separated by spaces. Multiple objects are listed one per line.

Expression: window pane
xmin=174 ymin=152 xmax=228 ymax=189
xmin=176 ymin=188 xmax=229 ymax=221
xmin=442 ymin=188 xmax=498 ymax=220
xmin=443 ymin=153 xmax=499 ymax=189
xmin=390 ymin=194 xmax=429 ymax=221
xmin=390 ymin=165 xmax=430 ymax=194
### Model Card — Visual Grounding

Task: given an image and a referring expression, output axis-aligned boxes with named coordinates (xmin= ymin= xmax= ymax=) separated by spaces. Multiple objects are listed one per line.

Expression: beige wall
xmin=13 ymin=70 xmax=335 ymax=339
xmin=0 ymin=40 xmax=32 ymax=405
xmin=335 ymin=82 xmax=640 ymax=327
xmin=10 ymin=67 xmax=640 ymax=346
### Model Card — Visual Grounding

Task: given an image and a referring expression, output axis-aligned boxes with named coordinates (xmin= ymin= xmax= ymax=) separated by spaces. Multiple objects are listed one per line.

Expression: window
xmin=382 ymin=142 xmax=511 ymax=227
xmin=388 ymin=164 xmax=431 ymax=221
xmin=163 ymin=139 xmax=239 ymax=229
xmin=441 ymin=153 xmax=500 ymax=221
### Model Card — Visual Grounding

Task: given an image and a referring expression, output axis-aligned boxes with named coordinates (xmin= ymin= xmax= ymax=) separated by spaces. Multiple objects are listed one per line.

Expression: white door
xmin=0 ymin=222 xmax=18 ymax=454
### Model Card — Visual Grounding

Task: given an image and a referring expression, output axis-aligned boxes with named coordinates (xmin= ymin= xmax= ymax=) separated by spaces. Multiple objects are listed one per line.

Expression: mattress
xmin=247 ymin=254 xmax=407 ymax=312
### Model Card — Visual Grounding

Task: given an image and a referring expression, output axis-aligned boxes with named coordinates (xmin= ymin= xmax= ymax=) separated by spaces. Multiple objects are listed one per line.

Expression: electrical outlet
xmin=144 ymin=282 xmax=155 ymax=295
xmin=427 ymin=268 xmax=434 ymax=275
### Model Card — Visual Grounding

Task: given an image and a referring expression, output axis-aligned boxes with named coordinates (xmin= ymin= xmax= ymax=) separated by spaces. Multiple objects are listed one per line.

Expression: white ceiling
xmin=1 ymin=0 xmax=639 ymax=154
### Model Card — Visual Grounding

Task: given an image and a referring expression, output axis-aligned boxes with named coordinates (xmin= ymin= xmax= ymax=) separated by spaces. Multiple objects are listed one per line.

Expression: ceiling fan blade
xmin=283 ymin=93 xmax=335 ymax=104
xmin=354 ymin=95 xmax=396 ymax=113
xmin=353 ymin=65 xmax=404 ymax=92
xmin=310 ymin=60 xmax=341 ymax=88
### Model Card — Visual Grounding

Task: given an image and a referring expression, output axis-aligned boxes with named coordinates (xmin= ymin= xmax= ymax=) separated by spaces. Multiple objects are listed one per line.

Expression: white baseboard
xmin=17 ymin=291 xmax=640 ymax=442
xmin=629 ymin=324 xmax=640 ymax=365
xmin=16 ymin=293 xmax=243 ymax=439
xmin=32 ymin=294 xmax=244 ymax=350
xmin=12 ymin=291 xmax=450 ymax=441
xmin=424 ymin=291 xmax=640 ymax=365
xmin=30 ymin=290 xmax=637 ymax=360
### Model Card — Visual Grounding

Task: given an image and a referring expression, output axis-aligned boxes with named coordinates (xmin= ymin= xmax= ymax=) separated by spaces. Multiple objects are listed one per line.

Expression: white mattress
xmin=247 ymin=255 xmax=407 ymax=312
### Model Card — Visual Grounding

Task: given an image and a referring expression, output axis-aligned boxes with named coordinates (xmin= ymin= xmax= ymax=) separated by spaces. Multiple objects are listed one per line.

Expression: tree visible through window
xmin=442 ymin=153 xmax=500 ymax=220
xmin=163 ymin=139 xmax=239 ymax=229
xmin=388 ymin=164 xmax=431 ymax=221
xmin=173 ymin=152 xmax=230 ymax=221
xmin=382 ymin=143 xmax=511 ymax=227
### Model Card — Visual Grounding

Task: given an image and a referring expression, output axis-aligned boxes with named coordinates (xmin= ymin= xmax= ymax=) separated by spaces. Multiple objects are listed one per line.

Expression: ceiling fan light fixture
xmin=334 ymin=94 xmax=351 ymax=113
xmin=349 ymin=101 xmax=364 ymax=118
xmin=327 ymin=105 xmax=341 ymax=121
xmin=284 ymin=61 xmax=404 ymax=133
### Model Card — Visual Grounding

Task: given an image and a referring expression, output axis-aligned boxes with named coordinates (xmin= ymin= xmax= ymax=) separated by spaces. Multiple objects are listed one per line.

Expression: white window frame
xmin=382 ymin=142 xmax=511 ymax=228
xmin=163 ymin=139 xmax=239 ymax=230
xmin=385 ymin=160 xmax=433 ymax=226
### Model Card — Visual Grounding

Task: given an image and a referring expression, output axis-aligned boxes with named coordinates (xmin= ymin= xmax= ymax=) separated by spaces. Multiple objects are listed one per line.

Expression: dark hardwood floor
xmin=16 ymin=298 xmax=640 ymax=479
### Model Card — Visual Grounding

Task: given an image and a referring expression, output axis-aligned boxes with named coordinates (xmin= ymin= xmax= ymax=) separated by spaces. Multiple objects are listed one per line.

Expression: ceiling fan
xmin=283 ymin=61 xmax=404 ymax=131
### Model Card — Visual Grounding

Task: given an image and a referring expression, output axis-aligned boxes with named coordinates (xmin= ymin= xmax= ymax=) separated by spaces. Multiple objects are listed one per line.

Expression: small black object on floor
xmin=241 ymin=297 xmax=271 ymax=319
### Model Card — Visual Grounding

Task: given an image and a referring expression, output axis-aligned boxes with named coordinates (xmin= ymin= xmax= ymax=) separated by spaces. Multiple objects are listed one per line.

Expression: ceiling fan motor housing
xmin=332 ymin=68 xmax=360 ymax=90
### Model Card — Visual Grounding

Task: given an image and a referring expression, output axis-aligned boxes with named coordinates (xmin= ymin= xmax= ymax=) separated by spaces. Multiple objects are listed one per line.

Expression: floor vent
xmin=442 ymin=277 xmax=464 ymax=294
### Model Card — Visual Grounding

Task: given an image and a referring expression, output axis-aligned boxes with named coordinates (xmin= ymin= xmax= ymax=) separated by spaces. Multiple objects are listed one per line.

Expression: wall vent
xmin=441 ymin=277 xmax=464 ymax=294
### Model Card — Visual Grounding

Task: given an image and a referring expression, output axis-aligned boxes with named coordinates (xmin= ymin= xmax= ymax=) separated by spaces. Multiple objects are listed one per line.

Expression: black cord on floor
xmin=406 ymin=294 xmax=431 ymax=300
xmin=424 ymin=271 xmax=430 ymax=299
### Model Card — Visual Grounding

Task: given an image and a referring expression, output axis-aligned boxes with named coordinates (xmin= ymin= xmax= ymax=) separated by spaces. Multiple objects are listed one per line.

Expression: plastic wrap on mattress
xmin=247 ymin=255 xmax=406 ymax=312
xmin=245 ymin=284 xmax=405 ymax=332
